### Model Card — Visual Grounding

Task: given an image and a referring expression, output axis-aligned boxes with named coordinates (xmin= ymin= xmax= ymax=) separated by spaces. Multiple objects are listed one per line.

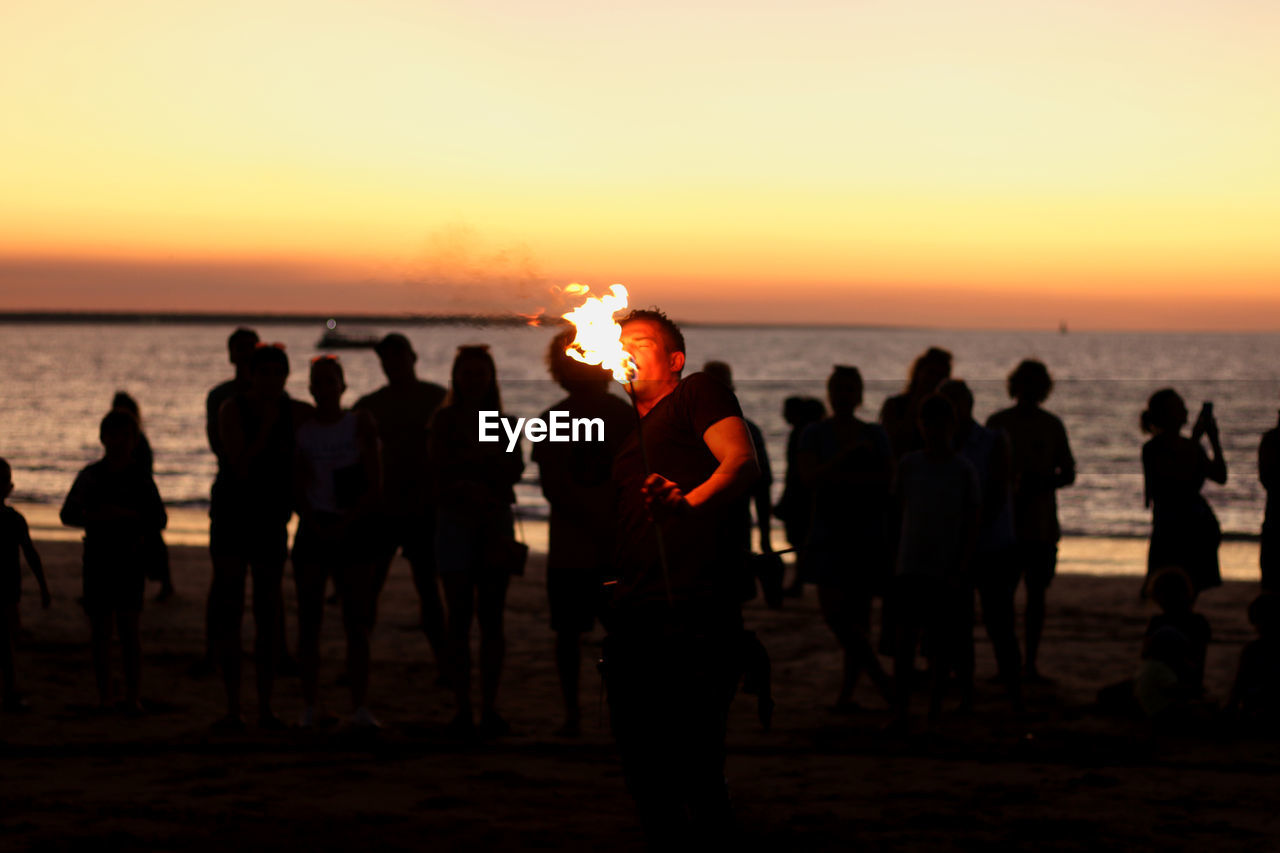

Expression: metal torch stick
xmin=625 ymin=379 xmax=674 ymax=606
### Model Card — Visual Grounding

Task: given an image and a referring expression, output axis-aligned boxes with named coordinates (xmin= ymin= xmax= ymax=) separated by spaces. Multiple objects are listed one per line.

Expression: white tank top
xmin=296 ymin=412 xmax=361 ymax=513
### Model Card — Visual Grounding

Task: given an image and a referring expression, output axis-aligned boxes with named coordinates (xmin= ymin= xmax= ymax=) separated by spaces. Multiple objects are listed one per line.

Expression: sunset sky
xmin=3 ymin=0 xmax=1278 ymax=328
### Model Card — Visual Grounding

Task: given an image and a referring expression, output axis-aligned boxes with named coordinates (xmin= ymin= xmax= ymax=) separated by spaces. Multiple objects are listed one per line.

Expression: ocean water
xmin=3 ymin=322 xmax=1279 ymax=548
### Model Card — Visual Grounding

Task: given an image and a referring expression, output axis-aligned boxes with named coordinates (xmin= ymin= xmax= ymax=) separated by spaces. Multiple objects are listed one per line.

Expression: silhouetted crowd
xmin=4 ymin=320 xmax=1280 ymax=844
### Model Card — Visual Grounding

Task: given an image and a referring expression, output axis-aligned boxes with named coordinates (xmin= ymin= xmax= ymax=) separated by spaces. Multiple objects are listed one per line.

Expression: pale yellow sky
xmin=3 ymin=1 xmax=1279 ymax=327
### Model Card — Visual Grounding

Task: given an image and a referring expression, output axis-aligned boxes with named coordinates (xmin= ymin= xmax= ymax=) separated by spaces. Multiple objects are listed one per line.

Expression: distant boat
xmin=1059 ymin=320 xmax=1069 ymax=335
xmin=316 ymin=320 xmax=379 ymax=349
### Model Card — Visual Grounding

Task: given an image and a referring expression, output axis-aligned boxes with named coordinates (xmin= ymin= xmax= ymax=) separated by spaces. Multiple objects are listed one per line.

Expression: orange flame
xmin=561 ymin=283 xmax=635 ymax=384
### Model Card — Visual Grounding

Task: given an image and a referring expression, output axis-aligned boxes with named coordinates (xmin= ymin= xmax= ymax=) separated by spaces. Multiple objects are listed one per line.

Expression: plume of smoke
xmin=399 ymin=223 xmax=548 ymax=316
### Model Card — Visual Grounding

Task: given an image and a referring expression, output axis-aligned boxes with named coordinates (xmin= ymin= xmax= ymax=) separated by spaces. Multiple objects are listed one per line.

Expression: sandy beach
xmin=2 ymin=536 xmax=1278 ymax=851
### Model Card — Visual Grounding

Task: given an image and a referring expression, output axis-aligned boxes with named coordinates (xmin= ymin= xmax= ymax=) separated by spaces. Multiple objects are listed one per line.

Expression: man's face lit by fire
xmin=621 ymin=318 xmax=684 ymax=398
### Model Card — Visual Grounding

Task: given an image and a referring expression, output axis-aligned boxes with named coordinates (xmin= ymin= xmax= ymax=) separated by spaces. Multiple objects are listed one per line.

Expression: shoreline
xmin=16 ymin=500 xmax=1266 ymax=584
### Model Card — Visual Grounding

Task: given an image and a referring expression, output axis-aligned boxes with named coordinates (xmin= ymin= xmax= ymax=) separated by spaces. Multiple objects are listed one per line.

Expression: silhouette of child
xmin=1227 ymin=592 xmax=1280 ymax=726
xmin=61 ymin=410 xmax=167 ymax=712
xmin=111 ymin=391 xmax=173 ymax=603
xmin=889 ymin=394 xmax=980 ymax=733
xmin=1 ymin=458 xmax=52 ymax=712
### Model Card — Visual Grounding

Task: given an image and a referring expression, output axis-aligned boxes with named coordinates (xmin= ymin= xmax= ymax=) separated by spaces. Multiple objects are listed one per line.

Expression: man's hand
xmin=642 ymin=473 xmax=690 ymax=520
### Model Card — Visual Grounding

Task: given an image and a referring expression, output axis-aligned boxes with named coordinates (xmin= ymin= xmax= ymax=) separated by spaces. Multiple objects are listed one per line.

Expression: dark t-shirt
xmin=355 ymin=380 xmax=447 ymax=516
xmin=60 ymin=459 xmax=167 ymax=564
xmin=532 ymin=390 xmax=635 ymax=571
xmin=211 ymin=392 xmax=297 ymax=524
xmin=206 ymin=378 xmax=244 ymax=462
xmin=611 ymin=372 xmax=744 ymax=606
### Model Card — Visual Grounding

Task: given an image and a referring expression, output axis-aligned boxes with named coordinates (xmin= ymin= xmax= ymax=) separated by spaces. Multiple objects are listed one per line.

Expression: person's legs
xmin=337 ymin=561 xmax=377 ymax=713
xmin=476 ymin=572 xmax=510 ymax=728
xmin=405 ymin=513 xmax=448 ymax=670
xmin=891 ymin=579 xmax=921 ymax=725
xmin=441 ymin=571 xmax=475 ymax=724
xmin=554 ymin=630 xmax=581 ymax=733
xmin=1023 ymin=543 xmax=1056 ymax=678
xmin=88 ymin=610 xmax=114 ymax=707
xmin=820 ymin=584 xmax=890 ymax=707
xmin=117 ymin=610 xmax=142 ymax=710
xmin=209 ymin=550 xmax=249 ymax=720
xmin=978 ymin=552 xmax=1024 ymax=710
xmin=0 ymin=606 xmax=17 ymax=701
xmin=248 ymin=526 xmax=287 ymax=726
xmin=293 ymin=558 xmax=327 ymax=712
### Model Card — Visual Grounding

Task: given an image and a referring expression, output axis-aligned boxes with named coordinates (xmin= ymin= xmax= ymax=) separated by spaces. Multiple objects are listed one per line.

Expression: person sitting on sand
xmin=1097 ymin=567 xmax=1210 ymax=722
xmin=61 ymin=410 xmax=167 ymax=713
xmin=292 ymin=356 xmax=382 ymax=729
xmin=889 ymin=394 xmax=980 ymax=734
xmin=1 ymin=457 xmax=52 ymax=712
xmin=1226 ymin=592 xmax=1280 ymax=726
xmin=1259 ymin=413 xmax=1280 ymax=592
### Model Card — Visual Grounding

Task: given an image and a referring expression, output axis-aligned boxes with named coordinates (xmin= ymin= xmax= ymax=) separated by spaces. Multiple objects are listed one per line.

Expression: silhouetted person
xmin=1227 ymin=592 xmax=1280 ymax=726
xmin=798 ymin=366 xmax=893 ymax=711
xmin=987 ymin=359 xmax=1075 ymax=681
xmin=353 ymin=333 xmax=449 ymax=674
xmin=200 ymin=326 xmax=260 ymax=674
xmin=1260 ymin=412 xmax=1280 ymax=591
xmin=1137 ymin=569 xmax=1211 ymax=724
xmin=776 ymin=396 xmax=824 ymax=598
xmin=211 ymin=343 xmax=313 ymax=731
xmin=112 ymin=391 xmax=173 ymax=603
xmin=61 ymin=410 xmax=167 ymax=712
xmin=533 ymin=329 xmax=634 ymax=737
xmin=1 ymin=458 xmax=51 ymax=712
xmin=604 ymin=309 xmax=759 ymax=844
xmin=889 ymin=395 xmax=979 ymax=734
xmin=429 ymin=345 xmax=524 ymax=738
xmin=293 ymin=356 xmax=382 ymax=728
xmin=1141 ymin=389 xmax=1227 ymax=597
xmin=703 ymin=360 xmax=775 ymax=606
xmin=880 ymin=347 xmax=952 ymax=461
xmin=939 ymin=379 xmax=1021 ymax=712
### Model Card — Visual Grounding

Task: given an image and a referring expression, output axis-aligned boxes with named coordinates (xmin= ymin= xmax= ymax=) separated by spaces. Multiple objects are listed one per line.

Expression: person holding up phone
xmin=1140 ymin=390 xmax=1228 ymax=597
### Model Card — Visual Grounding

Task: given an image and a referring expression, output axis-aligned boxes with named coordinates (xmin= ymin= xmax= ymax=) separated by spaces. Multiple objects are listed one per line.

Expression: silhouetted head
xmin=783 ymin=396 xmax=825 ymax=428
xmin=249 ymin=343 xmax=290 ymax=399
xmin=1248 ymin=592 xmax=1279 ymax=638
xmin=449 ymin=345 xmax=501 ymax=410
xmin=827 ymin=366 xmax=863 ymax=419
xmin=1008 ymin=359 xmax=1053 ymax=404
xmin=375 ymin=333 xmax=418 ymax=385
xmin=228 ymin=327 xmax=260 ymax=369
xmin=702 ymin=360 xmax=734 ymax=391
xmin=309 ymin=355 xmax=346 ymax=410
xmin=112 ymin=390 xmax=141 ymax=420
xmin=547 ymin=328 xmax=612 ymax=393
xmin=99 ymin=409 xmax=140 ymax=462
xmin=0 ymin=457 xmax=12 ymax=500
xmin=937 ymin=379 xmax=975 ymax=425
xmin=1147 ymin=567 xmax=1194 ymax=613
xmin=1141 ymin=388 xmax=1188 ymax=435
xmin=906 ymin=347 xmax=952 ymax=396
xmin=918 ymin=393 xmax=956 ymax=451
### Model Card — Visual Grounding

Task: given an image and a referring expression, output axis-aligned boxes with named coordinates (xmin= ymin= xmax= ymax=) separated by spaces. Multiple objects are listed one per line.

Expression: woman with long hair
xmin=430 ymin=345 xmax=525 ymax=738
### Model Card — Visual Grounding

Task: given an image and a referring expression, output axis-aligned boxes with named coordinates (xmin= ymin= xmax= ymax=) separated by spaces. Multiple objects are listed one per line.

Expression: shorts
xmin=1015 ymin=542 xmax=1058 ymax=589
xmin=371 ymin=512 xmax=435 ymax=569
xmin=548 ymin=565 xmax=602 ymax=634
xmin=435 ymin=506 xmax=514 ymax=578
xmin=292 ymin=513 xmax=378 ymax=569
xmin=210 ymin=515 xmax=289 ymax=566
xmin=82 ymin=549 xmax=146 ymax=616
